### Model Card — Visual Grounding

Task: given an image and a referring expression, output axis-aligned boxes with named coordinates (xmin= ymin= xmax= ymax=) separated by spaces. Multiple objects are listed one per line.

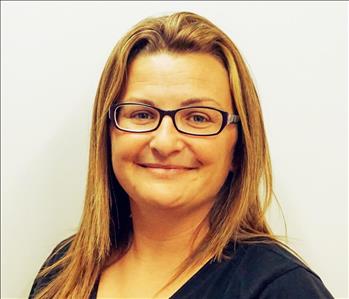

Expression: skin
xmin=99 ymin=52 xmax=239 ymax=298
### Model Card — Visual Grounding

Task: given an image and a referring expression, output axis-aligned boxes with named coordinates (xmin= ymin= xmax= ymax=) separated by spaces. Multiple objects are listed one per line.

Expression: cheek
xmin=110 ymin=129 xmax=144 ymax=161
xmin=196 ymin=133 xmax=237 ymax=171
xmin=109 ymin=133 xmax=138 ymax=176
xmin=109 ymin=134 xmax=141 ymax=198
xmin=110 ymin=136 xmax=123 ymax=167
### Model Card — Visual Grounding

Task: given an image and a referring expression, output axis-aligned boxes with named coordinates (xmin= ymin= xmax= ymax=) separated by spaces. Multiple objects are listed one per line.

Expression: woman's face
xmin=110 ymin=52 xmax=238 ymax=211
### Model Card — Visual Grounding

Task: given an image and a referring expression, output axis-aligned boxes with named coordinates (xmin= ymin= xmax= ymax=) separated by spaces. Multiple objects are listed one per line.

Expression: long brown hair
xmin=34 ymin=11 xmax=286 ymax=298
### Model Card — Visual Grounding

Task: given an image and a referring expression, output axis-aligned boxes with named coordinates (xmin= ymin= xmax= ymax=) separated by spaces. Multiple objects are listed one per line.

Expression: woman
xmin=30 ymin=11 xmax=333 ymax=299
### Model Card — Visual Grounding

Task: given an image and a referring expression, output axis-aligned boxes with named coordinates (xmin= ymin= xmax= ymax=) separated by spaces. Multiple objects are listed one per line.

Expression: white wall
xmin=1 ymin=2 xmax=347 ymax=298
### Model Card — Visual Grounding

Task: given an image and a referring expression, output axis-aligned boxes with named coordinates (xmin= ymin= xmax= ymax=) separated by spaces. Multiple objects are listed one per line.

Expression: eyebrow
xmin=122 ymin=97 xmax=224 ymax=108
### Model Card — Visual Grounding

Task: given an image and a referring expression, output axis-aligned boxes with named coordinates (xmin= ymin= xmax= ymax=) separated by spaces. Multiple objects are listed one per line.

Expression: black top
xmin=30 ymin=239 xmax=334 ymax=299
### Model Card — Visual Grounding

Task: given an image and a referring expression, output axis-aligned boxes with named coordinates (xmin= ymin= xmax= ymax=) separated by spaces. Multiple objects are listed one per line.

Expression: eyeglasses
xmin=108 ymin=103 xmax=240 ymax=136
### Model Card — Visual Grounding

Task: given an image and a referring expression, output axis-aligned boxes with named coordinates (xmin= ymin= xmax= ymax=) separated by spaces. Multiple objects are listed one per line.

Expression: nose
xmin=149 ymin=115 xmax=185 ymax=157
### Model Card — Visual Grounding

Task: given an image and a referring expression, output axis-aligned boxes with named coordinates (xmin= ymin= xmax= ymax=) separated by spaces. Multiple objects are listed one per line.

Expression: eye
xmin=130 ymin=111 xmax=155 ymax=119
xmin=187 ymin=113 xmax=211 ymax=123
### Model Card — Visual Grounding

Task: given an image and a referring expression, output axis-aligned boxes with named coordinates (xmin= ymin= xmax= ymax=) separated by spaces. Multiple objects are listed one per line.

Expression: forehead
xmin=122 ymin=52 xmax=233 ymax=111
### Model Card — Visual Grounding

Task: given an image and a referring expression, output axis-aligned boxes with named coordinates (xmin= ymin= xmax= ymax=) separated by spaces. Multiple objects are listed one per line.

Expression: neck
xmin=128 ymin=200 xmax=212 ymax=264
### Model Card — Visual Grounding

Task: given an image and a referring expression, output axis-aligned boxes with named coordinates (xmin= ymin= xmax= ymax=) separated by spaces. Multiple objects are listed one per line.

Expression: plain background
xmin=1 ymin=1 xmax=347 ymax=298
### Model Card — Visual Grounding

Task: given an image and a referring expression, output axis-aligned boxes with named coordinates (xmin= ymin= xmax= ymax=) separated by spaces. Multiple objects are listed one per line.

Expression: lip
xmin=136 ymin=163 xmax=196 ymax=177
xmin=137 ymin=163 xmax=195 ymax=170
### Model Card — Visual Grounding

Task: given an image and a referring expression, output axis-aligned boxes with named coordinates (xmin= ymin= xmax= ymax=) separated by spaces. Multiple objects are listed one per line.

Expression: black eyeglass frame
xmin=108 ymin=102 xmax=240 ymax=136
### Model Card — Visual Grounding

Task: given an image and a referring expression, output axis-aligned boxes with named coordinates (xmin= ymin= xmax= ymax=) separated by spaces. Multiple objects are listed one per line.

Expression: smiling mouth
xmin=136 ymin=163 xmax=196 ymax=175
xmin=138 ymin=163 xmax=195 ymax=170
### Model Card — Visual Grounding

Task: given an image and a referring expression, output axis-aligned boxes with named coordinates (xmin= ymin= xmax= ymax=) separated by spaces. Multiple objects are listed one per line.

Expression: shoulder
xmin=235 ymin=241 xmax=309 ymax=275
xmin=29 ymin=236 xmax=74 ymax=298
xmin=40 ymin=236 xmax=74 ymax=269
xmin=221 ymin=241 xmax=334 ymax=298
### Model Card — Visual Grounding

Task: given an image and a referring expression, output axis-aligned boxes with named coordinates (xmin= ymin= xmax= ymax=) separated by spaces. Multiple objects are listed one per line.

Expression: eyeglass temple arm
xmin=228 ymin=114 xmax=240 ymax=124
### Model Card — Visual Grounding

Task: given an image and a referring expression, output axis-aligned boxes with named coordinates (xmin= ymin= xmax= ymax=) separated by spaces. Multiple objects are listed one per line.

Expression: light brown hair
xmin=33 ymin=11 xmax=286 ymax=299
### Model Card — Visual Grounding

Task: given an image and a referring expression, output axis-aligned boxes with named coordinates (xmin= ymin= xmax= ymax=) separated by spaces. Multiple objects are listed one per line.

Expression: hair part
xmin=33 ymin=11 xmax=289 ymax=299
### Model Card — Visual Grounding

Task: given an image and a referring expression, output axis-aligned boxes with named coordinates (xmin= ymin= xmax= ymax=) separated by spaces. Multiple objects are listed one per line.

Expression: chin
xmin=140 ymin=193 xmax=185 ymax=209
xmin=130 ymin=186 xmax=214 ymax=212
